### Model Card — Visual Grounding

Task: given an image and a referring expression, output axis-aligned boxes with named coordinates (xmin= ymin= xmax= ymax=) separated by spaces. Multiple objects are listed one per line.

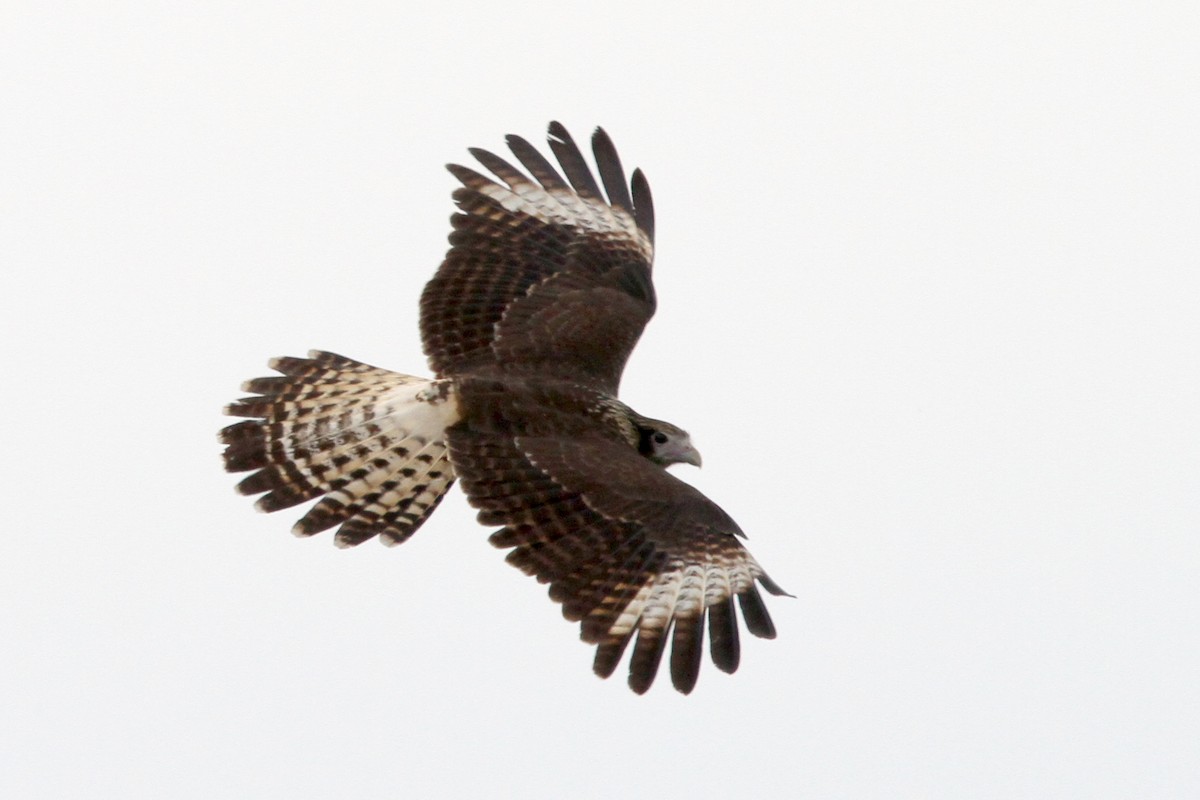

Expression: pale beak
xmin=669 ymin=440 xmax=702 ymax=468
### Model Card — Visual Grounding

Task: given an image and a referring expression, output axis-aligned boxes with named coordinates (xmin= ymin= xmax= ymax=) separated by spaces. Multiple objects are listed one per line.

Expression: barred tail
xmin=220 ymin=350 xmax=461 ymax=548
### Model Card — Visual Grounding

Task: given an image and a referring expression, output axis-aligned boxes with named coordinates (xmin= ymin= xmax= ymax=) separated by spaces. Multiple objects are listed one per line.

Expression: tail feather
xmin=220 ymin=350 xmax=461 ymax=546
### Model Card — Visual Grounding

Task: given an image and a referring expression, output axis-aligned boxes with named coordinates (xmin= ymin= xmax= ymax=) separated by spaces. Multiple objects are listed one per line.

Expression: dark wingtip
xmin=506 ymin=132 xmax=567 ymax=191
xmin=707 ymin=598 xmax=741 ymax=674
xmin=627 ymin=628 xmax=669 ymax=695
xmin=544 ymin=121 xmax=603 ymax=200
xmin=738 ymin=585 xmax=778 ymax=640
xmin=759 ymin=573 xmax=795 ymax=598
xmin=669 ymin=621 xmax=704 ymax=695
xmin=628 ymin=677 xmax=653 ymax=695
xmin=672 ymin=678 xmax=697 ymax=696
xmin=630 ymin=167 xmax=655 ymax=245
xmin=504 ymin=132 xmax=533 ymax=151
xmin=590 ymin=126 xmax=634 ymax=215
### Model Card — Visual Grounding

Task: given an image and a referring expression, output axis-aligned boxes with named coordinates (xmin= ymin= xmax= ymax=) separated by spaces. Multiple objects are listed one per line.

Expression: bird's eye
xmin=652 ymin=432 xmax=669 ymax=445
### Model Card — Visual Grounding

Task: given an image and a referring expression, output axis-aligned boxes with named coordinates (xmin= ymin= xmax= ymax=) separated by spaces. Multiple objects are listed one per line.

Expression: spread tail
xmin=220 ymin=350 xmax=461 ymax=547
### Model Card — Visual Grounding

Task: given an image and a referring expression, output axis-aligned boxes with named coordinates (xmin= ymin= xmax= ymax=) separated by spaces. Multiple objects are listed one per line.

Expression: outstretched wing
xmin=421 ymin=121 xmax=656 ymax=395
xmin=447 ymin=428 xmax=787 ymax=695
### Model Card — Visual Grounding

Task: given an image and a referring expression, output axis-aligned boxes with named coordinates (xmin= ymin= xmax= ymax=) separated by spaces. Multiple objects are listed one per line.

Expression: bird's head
xmin=635 ymin=418 xmax=702 ymax=468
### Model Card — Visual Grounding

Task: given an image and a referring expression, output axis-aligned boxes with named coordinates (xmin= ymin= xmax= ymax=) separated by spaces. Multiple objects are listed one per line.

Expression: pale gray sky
xmin=2 ymin=2 xmax=1197 ymax=798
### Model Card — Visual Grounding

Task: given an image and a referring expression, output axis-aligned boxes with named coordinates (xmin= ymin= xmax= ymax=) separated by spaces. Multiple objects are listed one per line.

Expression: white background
xmin=2 ymin=2 xmax=1197 ymax=797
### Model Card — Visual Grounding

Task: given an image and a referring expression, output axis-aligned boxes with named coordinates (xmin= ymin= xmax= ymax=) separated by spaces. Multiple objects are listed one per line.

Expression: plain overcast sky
xmin=3 ymin=2 xmax=1197 ymax=798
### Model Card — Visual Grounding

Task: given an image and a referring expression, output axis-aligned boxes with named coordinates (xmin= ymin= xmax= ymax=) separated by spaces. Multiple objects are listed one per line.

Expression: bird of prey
xmin=220 ymin=122 xmax=787 ymax=694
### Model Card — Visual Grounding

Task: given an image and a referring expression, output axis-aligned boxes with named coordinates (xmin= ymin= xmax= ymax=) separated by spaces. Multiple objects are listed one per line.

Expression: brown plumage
xmin=220 ymin=122 xmax=787 ymax=694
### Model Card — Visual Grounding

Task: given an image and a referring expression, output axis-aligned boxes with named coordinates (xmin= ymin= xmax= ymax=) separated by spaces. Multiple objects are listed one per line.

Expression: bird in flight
xmin=220 ymin=122 xmax=787 ymax=694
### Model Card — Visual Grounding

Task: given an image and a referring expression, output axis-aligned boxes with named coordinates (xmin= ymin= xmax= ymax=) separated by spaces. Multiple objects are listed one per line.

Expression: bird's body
xmin=221 ymin=122 xmax=786 ymax=693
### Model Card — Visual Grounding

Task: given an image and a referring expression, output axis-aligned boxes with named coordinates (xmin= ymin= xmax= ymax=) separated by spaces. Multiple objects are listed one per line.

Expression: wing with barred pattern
xmin=446 ymin=427 xmax=787 ymax=695
xmin=421 ymin=122 xmax=656 ymax=395
xmin=219 ymin=123 xmax=788 ymax=695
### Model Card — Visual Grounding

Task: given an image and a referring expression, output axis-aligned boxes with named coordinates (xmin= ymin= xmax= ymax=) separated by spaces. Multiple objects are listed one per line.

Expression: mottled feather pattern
xmin=221 ymin=351 xmax=461 ymax=547
xmin=447 ymin=426 xmax=784 ymax=695
xmin=221 ymin=123 xmax=785 ymax=695
xmin=421 ymin=125 xmax=655 ymax=394
xmin=521 ymin=436 xmax=786 ymax=694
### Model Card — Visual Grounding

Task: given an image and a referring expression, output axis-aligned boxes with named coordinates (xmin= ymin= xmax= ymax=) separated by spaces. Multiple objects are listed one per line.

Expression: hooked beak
xmin=668 ymin=440 xmax=703 ymax=468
